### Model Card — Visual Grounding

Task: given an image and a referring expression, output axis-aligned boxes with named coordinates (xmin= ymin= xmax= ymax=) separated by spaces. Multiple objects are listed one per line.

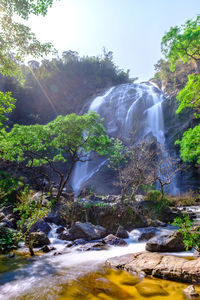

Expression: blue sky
xmin=26 ymin=0 xmax=200 ymax=81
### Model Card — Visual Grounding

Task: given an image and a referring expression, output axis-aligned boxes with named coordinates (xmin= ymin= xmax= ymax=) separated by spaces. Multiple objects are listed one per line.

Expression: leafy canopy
xmin=161 ymin=16 xmax=200 ymax=71
xmin=0 ymin=0 xmax=57 ymax=82
xmin=172 ymin=214 xmax=200 ymax=251
xmin=0 ymin=111 xmax=113 ymax=166
xmin=176 ymin=74 xmax=200 ymax=118
xmin=175 ymin=124 xmax=200 ymax=164
xmin=162 ymin=16 xmax=200 ymax=164
xmin=0 ymin=92 xmax=16 ymax=128
xmin=1 ymin=0 xmax=56 ymax=19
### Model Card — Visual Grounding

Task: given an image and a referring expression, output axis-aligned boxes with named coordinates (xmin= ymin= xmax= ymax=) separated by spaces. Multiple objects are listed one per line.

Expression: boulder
xmin=138 ymin=228 xmax=156 ymax=241
xmin=115 ymin=226 xmax=129 ymax=239
xmin=103 ymin=234 xmax=127 ymax=246
xmin=0 ymin=212 xmax=5 ymax=222
xmin=149 ymin=220 xmax=167 ymax=227
xmin=69 ymin=222 xmax=107 ymax=241
xmin=30 ymin=220 xmax=51 ymax=235
xmin=58 ymin=229 xmax=73 ymax=241
xmin=135 ymin=195 xmax=145 ymax=202
xmin=106 ymin=251 xmax=200 ymax=283
xmin=0 ymin=206 xmax=13 ymax=215
xmin=56 ymin=226 xmax=65 ymax=234
xmin=29 ymin=231 xmax=50 ymax=248
xmin=146 ymin=231 xmax=185 ymax=252
xmin=73 ymin=239 xmax=87 ymax=246
xmin=183 ymin=285 xmax=199 ymax=298
xmin=76 ymin=242 xmax=105 ymax=251
xmin=40 ymin=245 xmax=56 ymax=253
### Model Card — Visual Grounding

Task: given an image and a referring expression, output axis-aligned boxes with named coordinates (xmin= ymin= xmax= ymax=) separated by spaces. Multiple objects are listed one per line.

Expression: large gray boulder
xmin=115 ymin=225 xmax=129 ymax=239
xmin=103 ymin=234 xmax=127 ymax=246
xmin=30 ymin=220 xmax=51 ymax=235
xmin=69 ymin=222 xmax=106 ymax=241
xmin=106 ymin=252 xmax=200 ymax=283
xmin=29 ymin=231 xmax=50 ymax=248
xmin=146 ymin=231 xmax=185 ymax=252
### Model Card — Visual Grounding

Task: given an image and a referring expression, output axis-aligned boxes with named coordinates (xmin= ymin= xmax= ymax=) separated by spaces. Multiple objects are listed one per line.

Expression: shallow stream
xmin=0 ymin=223 xmax=197 ymax=300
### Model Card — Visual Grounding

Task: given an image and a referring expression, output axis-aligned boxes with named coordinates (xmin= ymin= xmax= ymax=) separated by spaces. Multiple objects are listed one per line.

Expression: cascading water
xmin=72 ymin=82 xmax=179 ymax=195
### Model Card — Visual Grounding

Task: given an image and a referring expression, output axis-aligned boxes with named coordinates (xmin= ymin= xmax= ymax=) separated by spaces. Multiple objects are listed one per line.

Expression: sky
xmin=25 ymin=0 xmax=200 ymax=82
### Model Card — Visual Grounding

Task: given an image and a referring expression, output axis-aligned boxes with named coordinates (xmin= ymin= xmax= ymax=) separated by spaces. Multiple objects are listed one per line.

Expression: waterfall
xmin=72 ymin=82 xmax=178 ymax=195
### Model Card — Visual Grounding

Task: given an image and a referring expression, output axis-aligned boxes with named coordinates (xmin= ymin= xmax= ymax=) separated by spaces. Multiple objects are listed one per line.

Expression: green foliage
xmin=1 ymin=0 xmax=56 ymax=19
xmin=0 ymin=227 xmax=18 ymax=253
xmin=172 ymin=214 xmax=200 ymax=251
xmin=140 ymin=184 xmax=156 ymax=193
xmin=0 ymin=0 xmax=56 ymax=83
xmin=0 ymin=111 xmax=118 ymax=198
xmin=14 ymin=188 xmax=52 ymax=241
xmin=161 ymin=16 xmax=200 ymax=71
xmin=0 ymin=14 xmax=54 ymax=83
xmin=176 ymin=74 xmax=200 ymax=117
xmin=162 ymin=16 xmax=200 ymax=165
xmin=175 ymin=124 xmax=200 ymax=164
xmin=108 ymin=138 xmax=130 ymax=168
xmin=145 ymin=190 xmax=171 ymax=215
xmin=145 ymin=190 xmax=162 ymax=202
xmin=0 ymin=91 xmax=16 ymax=128
xmin=0 ymin=172 xmax=24 ymax=207
xmin=0 ymin=111 xmax=113 ymax=165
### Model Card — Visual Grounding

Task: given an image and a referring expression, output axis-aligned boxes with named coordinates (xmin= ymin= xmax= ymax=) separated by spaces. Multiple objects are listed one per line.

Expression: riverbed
xmin=0 ymin=224 xmax=196 ymax=300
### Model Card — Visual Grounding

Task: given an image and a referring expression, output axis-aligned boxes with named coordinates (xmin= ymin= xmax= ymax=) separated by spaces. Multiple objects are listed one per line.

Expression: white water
xmin=72 ymin=82 xmax=179 ymax=195
xmin=0 ymin=224 xmax=193 ymax=300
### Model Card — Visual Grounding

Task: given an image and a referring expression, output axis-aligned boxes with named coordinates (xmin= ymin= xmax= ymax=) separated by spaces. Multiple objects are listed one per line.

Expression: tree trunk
xmin=56 ymin=162 xmax=75 ymax=201
xmin=28 ymin=238 xmax=34 ymax=256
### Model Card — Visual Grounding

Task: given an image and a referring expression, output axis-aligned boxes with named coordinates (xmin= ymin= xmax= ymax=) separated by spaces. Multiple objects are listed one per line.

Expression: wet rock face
xmin=69 ymin=222 xmax=107 ymax=241
xmin=145 ymin=231 xmax=185 ymax=252
xmin=106 ymin=252 xmax=200 ymax=283
xmin=29 ymin=232 xmax=50 ymax=248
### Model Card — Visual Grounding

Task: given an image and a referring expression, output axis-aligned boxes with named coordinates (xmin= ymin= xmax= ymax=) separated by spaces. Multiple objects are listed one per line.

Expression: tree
xmin=154 ymin=149 xmax=182 ymax=199
xmin=173 ymin=214 xmax=200 ymax=252
xmin=111 ymin=138 xmax=157 ymax=202
xmin=175 ymin=124 xmax=200 ymax=164
xmin=0 ymin=111 xmax=117 ymax=200
xmin=1 ymin=0 xmax=56 ymax=19
xmin=0 ymin=0 xmax=57 ymax=82
xmin=162 ymin=16 xmax=200 ymax=165
xmin=161 ymin=16 xmax=200 ymax=72
xmin=0 ymin=92 xmax=16 ymax=129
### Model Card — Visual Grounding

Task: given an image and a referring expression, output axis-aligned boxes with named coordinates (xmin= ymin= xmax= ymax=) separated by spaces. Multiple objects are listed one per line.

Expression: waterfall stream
xmin=0 ymin=221 xmax=195 ymax=300
xmin=72 ymin=82 xmax=178 ymax=195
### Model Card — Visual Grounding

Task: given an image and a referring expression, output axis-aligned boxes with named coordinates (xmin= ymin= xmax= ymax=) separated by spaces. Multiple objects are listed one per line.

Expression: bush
xmin=0 ymin=172 xmax=24 ymax=207
xmin=144 ymin=190 xmax=171 ymax=216
xmin=145 ymin=190 xmax=162 ymax=202
xmin=172 ymin=214 xmax=200 ymax=251
xmin=0 ymin=227 xmax=18 ymax=254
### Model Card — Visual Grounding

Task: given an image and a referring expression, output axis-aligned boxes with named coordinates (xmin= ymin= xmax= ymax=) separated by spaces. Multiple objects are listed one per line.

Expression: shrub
xmin=0 ymin=227 xmax=18 ymax=254
xmin=145 ymin=190 xmax=162 ymax=202
xmin=0 ymin=172 xmax=24 ymax=207
xmin=172 ymin=214 xmax=200 ymax=251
